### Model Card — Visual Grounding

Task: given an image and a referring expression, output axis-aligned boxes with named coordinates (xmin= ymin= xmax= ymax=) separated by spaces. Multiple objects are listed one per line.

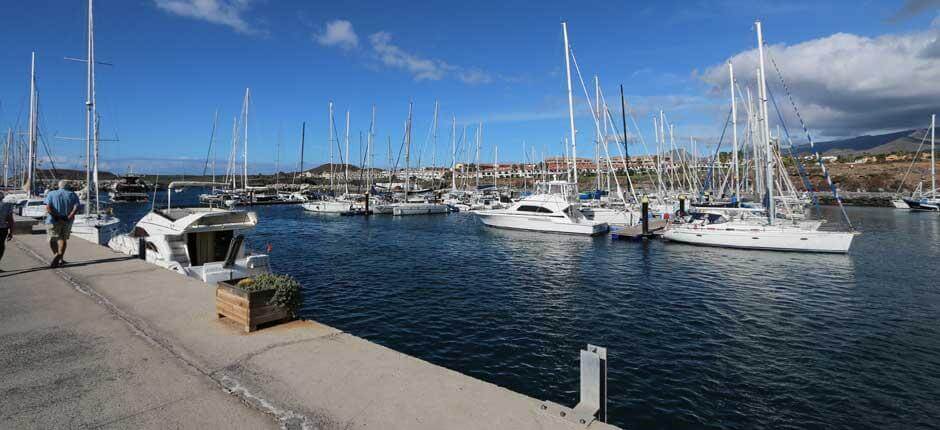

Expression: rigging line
xmin=893 ymin=129 xmax=929 ymax=195
xmin=702 ymin=107 xmax=733 ymax=198
xmin=766 ymin=85 xmax=822 ymax=218
xmin=768 ymin=53 xmax=853 ymax=229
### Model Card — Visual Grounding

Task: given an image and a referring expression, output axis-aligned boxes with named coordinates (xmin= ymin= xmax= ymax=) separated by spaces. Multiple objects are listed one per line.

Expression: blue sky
xmin=1 ymin=0 xmax=938 ymax=174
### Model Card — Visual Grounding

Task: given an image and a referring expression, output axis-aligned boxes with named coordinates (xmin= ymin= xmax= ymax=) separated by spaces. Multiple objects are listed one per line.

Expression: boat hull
xmin=902 ymin=197 xmax=940 ymax=211
xmin=392 ymin=203 xmax=449 ymax=216
xmin=476 ymin=212 xmax=608 ymax=236
xmin=662 ymin=225 xmax=855 ymax=253
xmin=71 ymin=215 xmax=122 ymax=246
xmin=302 ymin=200 xmax=357 ymax=214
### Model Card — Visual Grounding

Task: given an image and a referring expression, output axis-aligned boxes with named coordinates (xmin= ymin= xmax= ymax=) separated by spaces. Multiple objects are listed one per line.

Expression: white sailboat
xmin=70 ymin=0 xmax=121 ymax=246
xmin=372 ymin=101 xmax=448 ymax=216
xmin=475 ymin=22 xmax=607 ymax=236
xmin=17 ymin=52 xmax=46 ymax=219
xmin=663 ymin=21 xmax=856 ymax=253
xmin=303 ymin=101 xmax=362 ymax=214
xmin=900 ymin=115 xmax=939 ymax=211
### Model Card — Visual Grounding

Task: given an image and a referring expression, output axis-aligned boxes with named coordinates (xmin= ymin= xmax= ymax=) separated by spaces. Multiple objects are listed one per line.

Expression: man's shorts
xmin=48 ymin=221 xmax=73 ymax=241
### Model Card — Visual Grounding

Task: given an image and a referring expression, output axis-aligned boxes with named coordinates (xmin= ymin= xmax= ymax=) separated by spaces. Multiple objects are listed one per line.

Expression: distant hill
xmin=305 ymin=163 xmax=361 ymax=174
xmin=795 ymin=128 xmax=934 ymax=155
xmin=37 ymin=169 xmax=118 ymax=181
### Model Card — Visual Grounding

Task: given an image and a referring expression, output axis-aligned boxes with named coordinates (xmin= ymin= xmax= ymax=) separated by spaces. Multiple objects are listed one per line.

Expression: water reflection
xmin=109 ymin=197 xmax=940 ymax=429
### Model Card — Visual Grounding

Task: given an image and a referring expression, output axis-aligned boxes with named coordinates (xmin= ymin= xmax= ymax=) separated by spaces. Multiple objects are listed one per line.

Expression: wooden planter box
xmin=216 ymin=278 xmax=291 ymax=333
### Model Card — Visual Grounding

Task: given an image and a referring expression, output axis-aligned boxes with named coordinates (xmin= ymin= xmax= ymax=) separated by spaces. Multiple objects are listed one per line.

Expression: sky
xmin=1 ymin=0 xmax=939 ymax=174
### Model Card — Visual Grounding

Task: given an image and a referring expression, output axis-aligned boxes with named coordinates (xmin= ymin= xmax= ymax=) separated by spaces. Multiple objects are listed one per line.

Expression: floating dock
xmin=1 ymin=232 xmax=619 ymax=430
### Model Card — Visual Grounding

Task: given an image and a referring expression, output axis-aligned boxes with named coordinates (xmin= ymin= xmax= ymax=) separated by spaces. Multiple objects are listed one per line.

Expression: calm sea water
xmin=116 ymin=190 xmax=940 ymax=429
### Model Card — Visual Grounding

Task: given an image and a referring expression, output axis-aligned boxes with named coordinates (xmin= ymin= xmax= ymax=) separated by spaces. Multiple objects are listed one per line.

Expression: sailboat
xmin=372 ymin=101 xmax=449 ymax=216
xmin=70 ymin=0 xmax=121 ymax=246
xmin=662 ymin=21 xmax=856 ymax=253
xmin=475 ymin=22 xmax=607 ymax=235
xmin=16 ymin=52 xmax=46 ymax=219
xmin=303 ymin=101 xmax=362 ymax=214
xmin=899 ymin=115 xmax=939 ymax=211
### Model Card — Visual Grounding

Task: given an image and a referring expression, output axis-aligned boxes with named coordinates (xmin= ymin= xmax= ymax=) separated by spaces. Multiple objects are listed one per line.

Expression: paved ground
xmin=0 ymin=238 xmax=276 ymax=429
xmin=1 ymin=233 xmax=618 ymax=430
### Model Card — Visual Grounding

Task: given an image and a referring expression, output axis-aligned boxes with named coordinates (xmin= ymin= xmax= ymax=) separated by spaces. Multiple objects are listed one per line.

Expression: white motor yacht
xmin=108 ymin=181 xmax=270 ymax=283
xmin=475 ymin=182 xmax=608 ymax=236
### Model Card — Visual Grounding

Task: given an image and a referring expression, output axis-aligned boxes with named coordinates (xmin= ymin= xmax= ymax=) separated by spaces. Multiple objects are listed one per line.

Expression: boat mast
xmin=3 ymin=128 xmax=10 ymax=188
xmin=369 ymin=105 xmax=375 ymax=187
xmin=297 ymin=121 xmax=305 ymax=184
xmin=243 ymin=88 xmax=250 ymax=190
xmin=328 ymin=101 xmax=334 ymax=195
xmin=594 ymin=75 xmax=601 ymax=192
xmin=932 ymin=114 xmax=936 ymax=196
xmin=344 ymin=109 xmax=350 ymax=196
xmin=451 ymin=115 xmax=457 ymax=191
xmin=729 ymin=60 xmax=739 ymax=201
xmin=756 ymin=21 xmax=774 ymax=223
xmin=26 ymin=52 xmax=37 ymax=198
xmin=562 ymin=21 xmax=578 ymax=191
xmin=404 ymin=101 xmax=413 ymax=197
xmin=493 ymin=145 xmax=498 ymax=188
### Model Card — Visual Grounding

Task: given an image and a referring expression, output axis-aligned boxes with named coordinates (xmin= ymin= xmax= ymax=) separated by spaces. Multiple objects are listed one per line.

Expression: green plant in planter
xmin=239 ymin=274 xmax=303 ymax=317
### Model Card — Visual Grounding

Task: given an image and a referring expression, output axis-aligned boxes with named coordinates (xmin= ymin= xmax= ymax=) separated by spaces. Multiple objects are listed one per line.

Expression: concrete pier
xmin=1 ymin=233 xmax=619 ymax=430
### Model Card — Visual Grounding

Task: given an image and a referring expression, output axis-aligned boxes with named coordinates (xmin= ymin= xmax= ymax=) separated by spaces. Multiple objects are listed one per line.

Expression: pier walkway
xmin=0 ymin=233 xmax=617 ymax=430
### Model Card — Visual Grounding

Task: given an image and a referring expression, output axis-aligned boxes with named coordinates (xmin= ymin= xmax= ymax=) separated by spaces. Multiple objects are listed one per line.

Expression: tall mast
xmin=620 ymin=85 xmax=629 ymax=171
xmin=3 ymin=128 xmax=10 ymax=188
xmin=404 ymin=101 xmax=413 ymax=196
xmin=243 ymin=88 xmax=250 ymax=190
xmin=493 ymin=145 xmax=498 ymax=188
xmin=344 ymin=109 xmax=350 ymax=195
xmin=594 ymin=75 xmax=601 ymax=192
xmin=476 ymin=122 xmax=482 ymax=188
xmin=26 ymin=52 xmax=37 ymax=197
xmin=328 ymin=101 xmax=334 ymax=194
xmin=369 ymin=105 xmax=375 ymax=187
xmin=451 ymin=115 xmax=457 ymax=191
xmin=298 ymin=121 xmax=305 ymax=184
xmin=729 ymin=61 xmax=739 ymax=201
xmin=932 ymin=114 xmax=936 ymax=196
xmin=275 ymin=125 xmax=281 ymax=185
xmin=756 ymin=21 xmax=774 ymax=222
xmin=562 ymin=21 xmax=578 ymax=191
xmin=431 ymin=101 xmax=439 ymax=170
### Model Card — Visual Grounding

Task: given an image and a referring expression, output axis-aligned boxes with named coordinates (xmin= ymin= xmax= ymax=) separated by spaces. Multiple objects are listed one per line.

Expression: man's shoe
xmin=50 ymin=255 xmax=62 ymax=268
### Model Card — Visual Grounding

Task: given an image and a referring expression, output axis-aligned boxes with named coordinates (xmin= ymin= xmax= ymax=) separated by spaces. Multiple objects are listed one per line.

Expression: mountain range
xmin=794 ymin=128 xmax=934 ymax=156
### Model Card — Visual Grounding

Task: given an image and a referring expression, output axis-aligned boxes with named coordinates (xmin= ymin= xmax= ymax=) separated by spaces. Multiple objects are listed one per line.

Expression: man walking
xmin=45 ymin=180 xmax=80 ymax=267
xmin=0 ymin=192 xmax=14 ymax=272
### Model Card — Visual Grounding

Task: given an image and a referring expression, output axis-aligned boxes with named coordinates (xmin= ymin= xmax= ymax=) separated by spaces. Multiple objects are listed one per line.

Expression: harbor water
xmin=115 ymin=191 xmax=940 ymax=429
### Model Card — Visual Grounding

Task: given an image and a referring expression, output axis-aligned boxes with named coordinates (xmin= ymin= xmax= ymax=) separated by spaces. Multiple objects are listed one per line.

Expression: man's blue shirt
xmin=43 ymin=189 xmax=80 ymax=224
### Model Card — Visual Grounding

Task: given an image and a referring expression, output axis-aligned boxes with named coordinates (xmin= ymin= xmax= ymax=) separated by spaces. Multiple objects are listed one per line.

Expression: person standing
xmin=0 ymin=192 xmax=14 ymax=272
xmin=44 ymin=180 xmax=80 ymax=267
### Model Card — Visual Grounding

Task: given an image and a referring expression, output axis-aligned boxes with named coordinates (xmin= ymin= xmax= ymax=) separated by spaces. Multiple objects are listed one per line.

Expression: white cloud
xmin=700 ymin=27 xmax=940 ymax=139
xmin=314 ymin=20 xmax=493 ymax=84
xmin=154 ymin=0 xmax=258 ymax=34
xmin=316 ymin=19 xmax=359 ymax=50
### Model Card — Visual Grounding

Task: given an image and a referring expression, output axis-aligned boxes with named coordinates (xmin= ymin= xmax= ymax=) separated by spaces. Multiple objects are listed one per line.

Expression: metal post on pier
xmin=538 ymin=344 xmax=608 ymax=427
xmin=641 ymin=195 xmax=650 ymax=238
